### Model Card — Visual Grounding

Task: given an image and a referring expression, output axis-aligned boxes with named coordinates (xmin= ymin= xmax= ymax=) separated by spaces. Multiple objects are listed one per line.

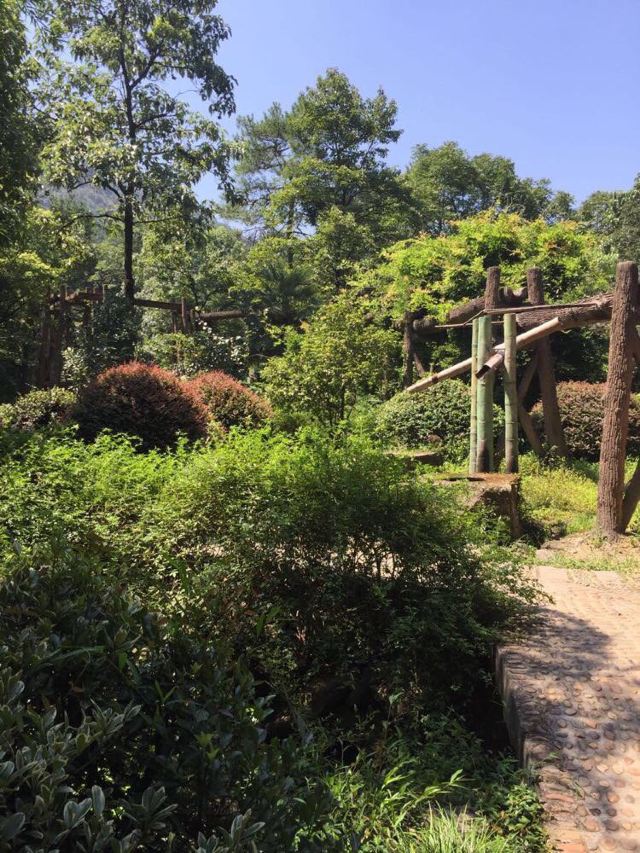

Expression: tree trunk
xmin=597 ymin=261 xmax=639 ymax=536
xmin=484 ymin=266 xmax=501 ymax=310
xmin=124 ymin=195 xmax=135 ymax=301
xmin=527 ymin=268 xmax=567 ymax=457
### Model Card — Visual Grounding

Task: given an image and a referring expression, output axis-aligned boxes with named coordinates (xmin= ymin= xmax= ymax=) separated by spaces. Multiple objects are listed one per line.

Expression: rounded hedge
xmin=188 ymin=370 xmax=272 ymax=431
xmin=74 ymin=362 xmax=209 ymax=450
xmin=0 ymin=387 xmax=75 ymax=431
xmin=530 ymin=381 xmax=640 ymax=461
xmin=377 ymin=380 xmax=472 ymax=450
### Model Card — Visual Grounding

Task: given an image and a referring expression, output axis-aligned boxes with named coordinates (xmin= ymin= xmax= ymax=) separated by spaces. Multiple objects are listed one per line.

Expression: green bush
xmin=188 ymin=370 xmax=272 ymax=431
xmin=377 ymin=380 xmax=504 ymax=459
xmin=530 ymin=381 xmax=640 ymax=460
xmin=0 ymin=557 xmax=333 ymax=851
xmin=73 ymin=362 xmax=209 ymax=450
xmin=0 ymin=387 xmax=75 ymax=431
xmin=377 ymin=381 xmax=471 ymax=450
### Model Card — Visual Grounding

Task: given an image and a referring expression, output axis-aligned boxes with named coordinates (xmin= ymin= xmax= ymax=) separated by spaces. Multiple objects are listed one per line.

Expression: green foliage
xmin=37 ymin=0 xmax=237 ymax=295
xmin=0 ymin=387 xmax=75 ymax=431
xmin=0 ymin=427 xmax=543 ymax=849
xmin=73 ymin=362 xmax=209 ymax=450
xmin=188 ymin=371 xmax=272 ymax=431
xmin=0 ymin=206 xmax=95 ymax=400
xmin=263 ymin=292 xmax=399 ymax=425
xmin=0 ymin=558 xmax=332 ymax=851
xmin=579 ymin=176 xmax=640 ymax=264
xmin=531 ymin=382 xmax=640 ymax=461
xmin=232 ymin=69 xmax=414 ymax=285
xmin=376 ymin=382 xmax=504 ymax=461
xmin=139 ymin=331 xmax=249 ymax=380
xmin=63 ymin=288 xmax=142 ymax=389
xmin=0 ymin=0 xmax=38 ymax=247
xmin=364 ymin=210 xmax=613 ymax=321
xmin=405 ymin=141 xmax=573 ymax=234
xmin=376 ymin=381 xmax=470 ymax=451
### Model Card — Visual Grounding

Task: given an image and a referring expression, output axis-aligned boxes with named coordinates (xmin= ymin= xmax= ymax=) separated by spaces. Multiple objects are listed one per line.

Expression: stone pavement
xmin=496 ymin=565 xmax=640 ymax=852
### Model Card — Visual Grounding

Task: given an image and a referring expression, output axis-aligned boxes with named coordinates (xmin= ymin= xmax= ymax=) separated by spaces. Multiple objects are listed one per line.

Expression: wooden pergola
xmin=405 ymin=262 xmax=640 ymax=538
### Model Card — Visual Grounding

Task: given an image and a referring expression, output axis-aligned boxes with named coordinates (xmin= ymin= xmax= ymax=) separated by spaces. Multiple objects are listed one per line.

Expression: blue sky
xmin=200 ymin=0 xmax=640 ymax=205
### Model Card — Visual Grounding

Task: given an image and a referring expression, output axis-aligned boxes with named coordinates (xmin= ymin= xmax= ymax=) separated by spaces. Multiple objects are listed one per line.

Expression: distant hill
xmin=40 ymin=183 xmax=118 ymax=214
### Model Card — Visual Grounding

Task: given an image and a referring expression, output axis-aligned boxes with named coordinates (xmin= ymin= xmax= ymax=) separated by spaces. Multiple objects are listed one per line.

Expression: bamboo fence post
xmin=476 ymin=315 xmax=493 ymax=472
xmin=469 ymin=317 xmax=479 ymax=474
xmin=597 ymin=261 xmax=639 ymax=536
xmin=504 ymin=312 xmax=518 ymax=473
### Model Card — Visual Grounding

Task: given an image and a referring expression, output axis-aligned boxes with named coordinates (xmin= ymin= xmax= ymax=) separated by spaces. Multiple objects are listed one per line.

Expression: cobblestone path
xmin=496 ymin=565 xmax=640 ymax=852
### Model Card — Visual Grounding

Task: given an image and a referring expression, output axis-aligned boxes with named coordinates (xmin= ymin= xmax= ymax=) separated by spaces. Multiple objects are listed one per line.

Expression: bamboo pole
xmin=469 ymin=318 xmax=479 ymax=474
xmin=504 ymin=313 xmax=518 ymax=473
xmin=476 ymin=315 xmax=493 ymax=472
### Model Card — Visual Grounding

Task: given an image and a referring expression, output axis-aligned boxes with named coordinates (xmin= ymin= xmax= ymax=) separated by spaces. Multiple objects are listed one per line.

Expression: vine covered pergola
xmin=405 ymin=261 xmax=640 ymax=538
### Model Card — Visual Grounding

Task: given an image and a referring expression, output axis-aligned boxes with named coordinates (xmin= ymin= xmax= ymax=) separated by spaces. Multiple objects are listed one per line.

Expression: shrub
xmin=188 ymin=370 xmax=272 ymax=431
xmin=0 ymin=387 xmax=75 ymax=431
xmin=377 ymin=380 xmax=504 ymax=458
xmin=147 ymin=429 xmax=537 ymax=708
xmin=0 ymin=556 xmax=333 ymax=851
xmin=140 ymin=331 xmax=249 ymax=379
xmin=530 ymin=381 xmax=640 ymax=461
xmin=73 ymin=362 xmax=209 ymax=450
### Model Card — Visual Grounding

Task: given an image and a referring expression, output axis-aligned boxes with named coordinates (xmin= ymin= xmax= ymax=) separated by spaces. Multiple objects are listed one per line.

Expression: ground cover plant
xmin=0 ymin=425 xmax=546 ymax=850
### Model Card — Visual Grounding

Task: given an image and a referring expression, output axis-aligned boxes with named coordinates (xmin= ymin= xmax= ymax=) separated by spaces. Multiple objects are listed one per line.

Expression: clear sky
xmin=200 ymin=0 xmax=640 ymax=205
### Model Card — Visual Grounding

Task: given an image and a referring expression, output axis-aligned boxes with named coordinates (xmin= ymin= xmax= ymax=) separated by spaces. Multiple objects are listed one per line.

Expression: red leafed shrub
xmin=188 ymin=370 xmax=272 ymax=431
xmin=530 ymin=381 xmax=640 ymax=461
xmin=74 ymin=362 xmax=209 ymax=450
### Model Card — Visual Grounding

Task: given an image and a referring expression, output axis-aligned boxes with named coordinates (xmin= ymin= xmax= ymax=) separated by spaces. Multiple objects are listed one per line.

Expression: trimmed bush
xmin=0 ymin=387 xmax=75 ymax=431
xmin=377 ymin=381 xmax=472 ymax=451
xmin=530 ymin=381 xmax=640 ymax=461
xmin=73 ymin=362 xmax=208 ymax=450
xmin=188 ymin=370 xmax=272 ymax=431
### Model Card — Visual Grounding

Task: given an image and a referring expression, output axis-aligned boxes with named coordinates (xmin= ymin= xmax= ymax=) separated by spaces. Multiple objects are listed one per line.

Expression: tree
xmin=0 ymin=0 xmax=39 ymax=246
xmin=405 ymin=142 xmax=574 ymax=234
xmin=263 ymin=290 xmax=399 ymax=426
xmin=38 ymin=0 xmax=236 ymax=300
xmin=232 ymin=69 xmax=414 ymax=284
xmin=580 ymin=177 xmax=640 ymax=263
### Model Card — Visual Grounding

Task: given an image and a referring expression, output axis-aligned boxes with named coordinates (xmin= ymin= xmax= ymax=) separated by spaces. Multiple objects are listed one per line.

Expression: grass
xmin=322 ymin=714 xmax=548 ymax=852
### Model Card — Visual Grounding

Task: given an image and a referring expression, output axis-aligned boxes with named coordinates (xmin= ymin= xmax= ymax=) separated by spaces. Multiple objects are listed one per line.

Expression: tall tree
xmin=405 ymin=142 xmax=574 ymax=233
xmin=232 ymin=69 xmax=414 ymax=285
xmin=38 ymin=0 xmax=236 ymax=300
xmin=580 ymin=178 xmax=640 ymax=263
xmin=0 ymin=0 xmax=39 ymax=246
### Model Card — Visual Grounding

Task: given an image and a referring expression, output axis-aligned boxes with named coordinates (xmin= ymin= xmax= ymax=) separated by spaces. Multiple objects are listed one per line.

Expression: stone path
xmin=496 ymin=565 xmax=640 ymax=852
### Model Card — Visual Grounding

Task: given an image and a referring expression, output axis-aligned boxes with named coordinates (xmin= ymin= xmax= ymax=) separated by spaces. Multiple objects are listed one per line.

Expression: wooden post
xmin=181 ymin=297 xmax=191 ymax=334
xmin=484 ymin=266 xmax=501 ymax=310
xmin=527 ymin=268 xmax=567 ymax=457
xmin=504 ymin=312 xmax=518 ymax=473
xmin=469 ymin=317 xmax=479 ymax=474
xmin=476 ymin=315 xmax=493 ymax=472
xmin=402 ymin=310 xmax=414 ymax=388
xmin=597 ymin=261 xmax=639 ymax=536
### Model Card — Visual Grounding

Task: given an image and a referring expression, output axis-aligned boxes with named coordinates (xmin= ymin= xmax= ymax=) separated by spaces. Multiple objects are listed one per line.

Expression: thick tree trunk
xmin=597 ymin=261 xmax=639 ymax=537
xmin=527 ymin=268 xmax=567 ymax=457
xmin=124 ymin=195 xmax=135 ymax=301
xmin=484 ymin=266 xmax=501 ymax=310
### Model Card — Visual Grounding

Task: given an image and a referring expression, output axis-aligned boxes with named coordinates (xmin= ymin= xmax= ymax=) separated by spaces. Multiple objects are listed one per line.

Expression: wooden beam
xmin=476 ymin=315 xmax=493 ymax=473
xmin=469 ymin=318 xmax=478 ymax=474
